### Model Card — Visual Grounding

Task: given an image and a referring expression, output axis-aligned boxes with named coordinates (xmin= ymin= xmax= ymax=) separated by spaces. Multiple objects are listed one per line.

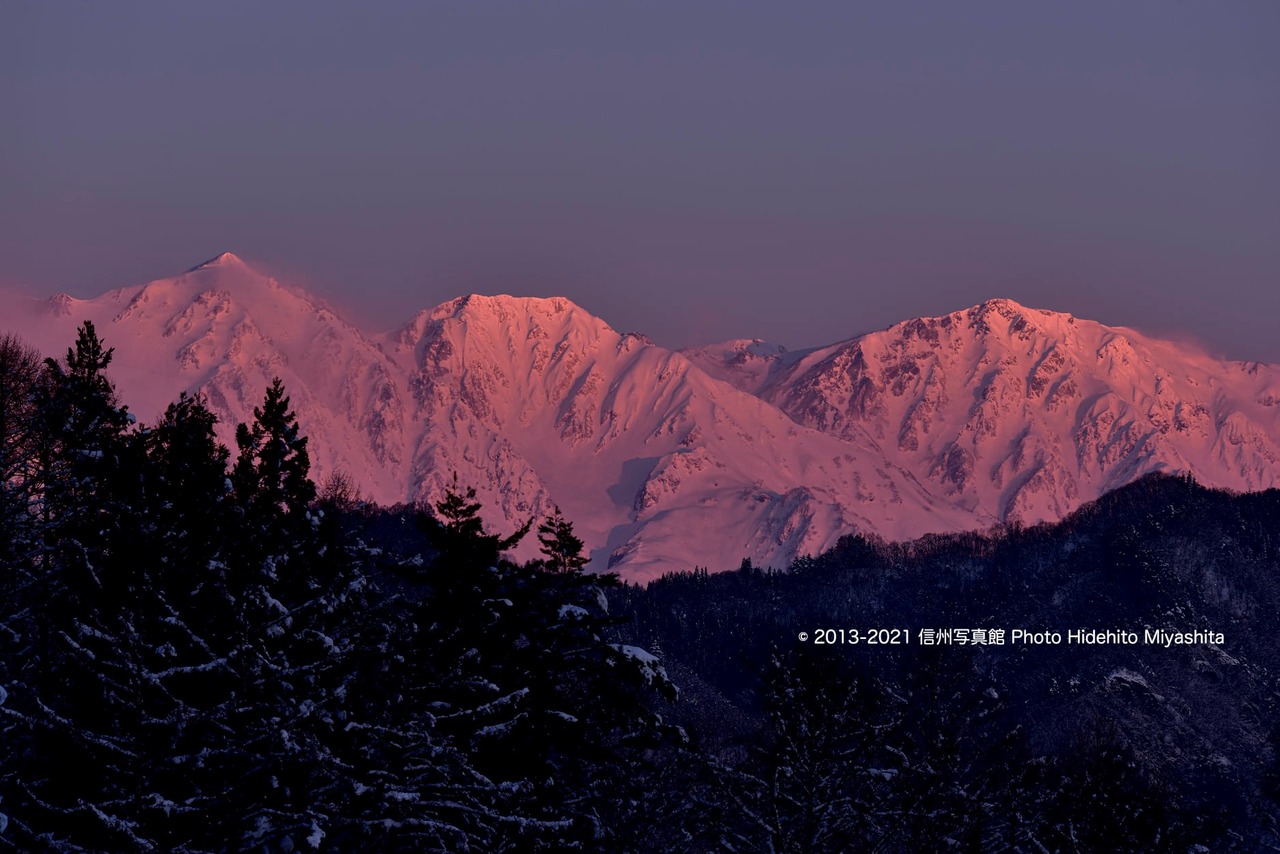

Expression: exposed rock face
xmin=696 ymin=298 xmax=1280 ymax=534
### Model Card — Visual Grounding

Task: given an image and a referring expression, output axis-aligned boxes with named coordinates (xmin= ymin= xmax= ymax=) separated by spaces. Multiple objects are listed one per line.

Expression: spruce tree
xmin=430 ymin=472 xmax=530 ymax=576
xmin=36 ymin=321 xmax=135 ymax=543
xmin=0 ymin=335 xmax=43 ymax=599
xmin=0 ymin=322 xmax=161 ymax=850
xmin=413 ymin=487 xmax=677 ymax=847
xmin=209 ymin=378 xmax=361 ymax=849
xmin=537 ymin=505 xmax=588 ymax=573
xmin=232 ymin=377 xmax=315 ymax=528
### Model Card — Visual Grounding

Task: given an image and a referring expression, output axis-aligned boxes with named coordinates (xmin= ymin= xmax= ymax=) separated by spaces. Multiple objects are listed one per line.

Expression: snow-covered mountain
xmin=5 ymin=255 xmax=1279 ymax=580
xmin=685 ymin=299 xmax=1280 ymax=529
xmin=3 ymin=253 xmax=410 ymax=504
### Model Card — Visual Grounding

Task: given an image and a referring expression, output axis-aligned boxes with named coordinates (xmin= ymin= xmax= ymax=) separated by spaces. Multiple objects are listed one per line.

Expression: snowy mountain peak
xmin=397 ymin=294 xmax=621 ymax=365
xmin=45 ymin=292 xmax=78 ymax=317
xmin=975 ymin=296 xmax=1035 ymax=315
xmin=883 ymin=297 xmax=1070 ymax=345
xmin=435 ymin=293 xmax=609 ymax=330
xmin=187 ymin=251 xmax=250 ymax=272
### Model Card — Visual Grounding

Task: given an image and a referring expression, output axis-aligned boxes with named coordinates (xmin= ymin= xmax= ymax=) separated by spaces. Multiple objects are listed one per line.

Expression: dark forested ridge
xmin=2 ymin=324 xmax=1280 ymax=851
xmin=613 ymin=473 xmax=1280 ymax=850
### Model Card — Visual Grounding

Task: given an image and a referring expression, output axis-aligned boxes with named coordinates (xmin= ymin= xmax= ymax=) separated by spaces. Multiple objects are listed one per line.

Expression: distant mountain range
xmin=4 ymin=252 xmax=1278 ymax=580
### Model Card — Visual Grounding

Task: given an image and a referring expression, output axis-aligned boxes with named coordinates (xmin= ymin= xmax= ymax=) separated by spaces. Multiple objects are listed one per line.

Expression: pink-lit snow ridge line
xmin=3 ymin=256 xmax=1278 ymax=582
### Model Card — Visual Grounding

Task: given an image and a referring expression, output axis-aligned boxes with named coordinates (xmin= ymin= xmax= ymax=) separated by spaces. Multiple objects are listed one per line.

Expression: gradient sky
xmin=3 ymin=2 xmax=1277 ymax=358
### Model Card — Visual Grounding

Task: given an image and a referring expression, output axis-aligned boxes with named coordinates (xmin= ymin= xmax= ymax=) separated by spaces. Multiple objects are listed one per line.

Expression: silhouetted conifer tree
xmin=0 ymin=334 xmax=43 ymax=597
xmin=232 ymin=377 xmax=315 ymax=528
xmin=537 ymin=505 xmax=588 ymax=573
xmin=0 ymin=322 xmax=159 ymax=850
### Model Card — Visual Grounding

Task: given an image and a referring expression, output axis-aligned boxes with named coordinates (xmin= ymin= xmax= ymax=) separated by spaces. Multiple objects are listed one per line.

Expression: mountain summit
xmin=187 ymin=251 xmax=251 ymax=272
xmin=4 ymin=259 xmax=1278 ymax=580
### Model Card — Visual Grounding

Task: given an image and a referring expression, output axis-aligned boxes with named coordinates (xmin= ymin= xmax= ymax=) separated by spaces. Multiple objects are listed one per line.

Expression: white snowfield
xmin=4 ymin=253 xmax=1279 ymax=581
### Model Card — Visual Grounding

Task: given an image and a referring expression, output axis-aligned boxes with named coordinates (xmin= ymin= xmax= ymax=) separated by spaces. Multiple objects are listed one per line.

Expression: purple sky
xmin=3 ymin=2 xmax=1277 ymax=358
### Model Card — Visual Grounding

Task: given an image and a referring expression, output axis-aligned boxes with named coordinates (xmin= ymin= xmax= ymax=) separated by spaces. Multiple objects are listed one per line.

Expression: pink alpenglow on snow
xmin=4 ymin=256 xmax=1279 ymax=582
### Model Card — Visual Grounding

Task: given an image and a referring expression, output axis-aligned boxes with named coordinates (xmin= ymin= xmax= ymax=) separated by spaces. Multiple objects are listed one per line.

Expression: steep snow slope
xmin=2 ymin=253 xmax=410 ymax=504
xmin=378 ymin=294 xmax=958 ymax=572
xmin=760 ymin=298 xmax=1280 ymax=526
xmin=5 ymin=260 xmax=1279 ymax=580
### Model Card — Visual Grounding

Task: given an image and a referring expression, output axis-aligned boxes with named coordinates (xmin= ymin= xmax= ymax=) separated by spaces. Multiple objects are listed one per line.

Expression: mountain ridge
xmin=3 ymin=255 xmax=1277 ymax=580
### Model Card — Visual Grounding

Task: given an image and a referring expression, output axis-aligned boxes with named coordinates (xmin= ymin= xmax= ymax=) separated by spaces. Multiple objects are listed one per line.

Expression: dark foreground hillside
xmin=612 ymin=473 xmax=1280 ymax=850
